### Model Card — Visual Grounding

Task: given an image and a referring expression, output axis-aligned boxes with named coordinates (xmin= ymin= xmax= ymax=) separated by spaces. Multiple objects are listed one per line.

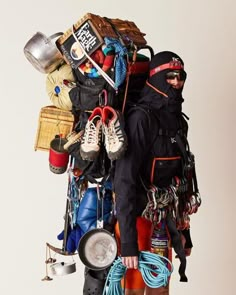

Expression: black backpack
xmin=66 ymin=49 xmax=152 ymax=182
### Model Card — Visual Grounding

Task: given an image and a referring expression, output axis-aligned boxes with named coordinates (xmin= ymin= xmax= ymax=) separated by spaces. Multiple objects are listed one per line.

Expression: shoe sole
xmin=107 ymin=135 xmax=128 ymax=161
xmin=80 ymin=148 xmax=100 ymax=162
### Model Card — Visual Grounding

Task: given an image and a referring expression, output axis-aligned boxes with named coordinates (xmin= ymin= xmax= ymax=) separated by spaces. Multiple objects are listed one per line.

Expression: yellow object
xmin=46 ymin=64 xmax=75 ymax=111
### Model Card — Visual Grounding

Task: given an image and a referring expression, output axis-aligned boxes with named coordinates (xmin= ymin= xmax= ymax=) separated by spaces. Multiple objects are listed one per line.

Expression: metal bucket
xmin=24 ymin=32 xmax=64 ymax=73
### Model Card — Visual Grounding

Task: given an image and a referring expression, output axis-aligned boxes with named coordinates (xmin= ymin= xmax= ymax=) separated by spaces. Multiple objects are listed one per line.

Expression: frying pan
xmin=78 ymin=228 xmax=117 ymax=271
xmin=50 ymin=261 xmax=76 ymax=276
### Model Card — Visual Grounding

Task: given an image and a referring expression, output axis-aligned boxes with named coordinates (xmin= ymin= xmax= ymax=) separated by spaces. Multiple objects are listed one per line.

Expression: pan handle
xmin=96 ymin=185 xmax=105 ymax=229
xmin=62 ymin=198 xmax=70 ymax=252
xmin=46 ymin=32 xmax=63 ymax=44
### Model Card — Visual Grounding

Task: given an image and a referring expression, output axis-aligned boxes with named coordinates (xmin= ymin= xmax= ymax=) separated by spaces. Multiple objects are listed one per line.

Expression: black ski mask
xmin=139 ymin=51 xmax=187 ymax=132
xmin=139 ymin=51 xmax=187 ymax=113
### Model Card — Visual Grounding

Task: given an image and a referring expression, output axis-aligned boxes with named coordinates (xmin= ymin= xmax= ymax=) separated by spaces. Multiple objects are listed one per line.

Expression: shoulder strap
xmin=125 ymin=104 xmax=163 ymax=158
xmin=125 ymin=103 xmax=152 ymax=127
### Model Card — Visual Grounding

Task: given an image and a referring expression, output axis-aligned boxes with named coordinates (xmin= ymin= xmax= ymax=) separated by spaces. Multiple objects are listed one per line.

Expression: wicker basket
xmin=56 ymin=13 xmax=147 ymax=68
xmin=58 ymin=13 xmax=147 ymax=46
xmin=35 ymin=105 xmax=74 ymax=151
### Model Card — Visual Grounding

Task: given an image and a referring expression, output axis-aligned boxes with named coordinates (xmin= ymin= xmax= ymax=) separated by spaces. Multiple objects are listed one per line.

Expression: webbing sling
xmin=166 ymin=214 xmax=188 ymax=282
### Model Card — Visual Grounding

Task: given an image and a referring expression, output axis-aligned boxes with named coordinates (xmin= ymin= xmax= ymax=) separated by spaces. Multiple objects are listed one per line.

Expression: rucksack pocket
xmin=150 ymin=156 xmax=182 ymax=187
xmin=68 ymin=142 xmax=111 ymax=179
xmin=69 ymin=75 xmax=116 ymax=111
xmin=69 ymin=81 xmax=103 ymax=111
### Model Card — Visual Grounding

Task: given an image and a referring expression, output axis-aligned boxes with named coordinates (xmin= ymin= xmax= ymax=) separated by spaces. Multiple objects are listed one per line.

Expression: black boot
xmin=83 ymin=267 xmax=108 ymax=295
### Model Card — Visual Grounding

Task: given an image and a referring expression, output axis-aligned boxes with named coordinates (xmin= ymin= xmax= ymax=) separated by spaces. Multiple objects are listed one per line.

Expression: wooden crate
xmin=56 ymin=13 xmax=147 ymax=69
xmin=35 ymin=105 xmax=74 ymax=151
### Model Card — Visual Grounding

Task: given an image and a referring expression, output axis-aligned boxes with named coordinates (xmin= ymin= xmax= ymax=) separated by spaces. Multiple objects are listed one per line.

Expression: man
xmin=114 ymin=51 xmax=193 ymax=295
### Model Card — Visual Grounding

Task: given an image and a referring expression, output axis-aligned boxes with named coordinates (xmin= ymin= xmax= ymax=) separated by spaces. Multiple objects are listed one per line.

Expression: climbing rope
xmin=102 ymin=251 xmax=173 ymax=294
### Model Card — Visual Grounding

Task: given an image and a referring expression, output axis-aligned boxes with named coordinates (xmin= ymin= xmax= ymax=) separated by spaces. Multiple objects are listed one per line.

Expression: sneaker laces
xmin=82 ymin=115 xmax=101 ymax=145
xmin=104 ymin=125 xmax=114 ymax=146
xmin=104 ymin=120 xmax=123 ymax=146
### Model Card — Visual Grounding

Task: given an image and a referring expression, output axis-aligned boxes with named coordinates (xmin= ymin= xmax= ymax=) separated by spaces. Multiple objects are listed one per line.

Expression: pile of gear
xmin=24 ymin=12 xmax=201 ymax=294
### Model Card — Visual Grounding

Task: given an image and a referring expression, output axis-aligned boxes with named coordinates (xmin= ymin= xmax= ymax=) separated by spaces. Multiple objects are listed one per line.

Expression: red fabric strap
xmin=149 ymin=62 xmax=184 ymax=77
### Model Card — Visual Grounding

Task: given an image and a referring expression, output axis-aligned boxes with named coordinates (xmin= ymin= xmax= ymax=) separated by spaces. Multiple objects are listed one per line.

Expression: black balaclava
xmin=138 ymin=51 xmax=187 ymax=132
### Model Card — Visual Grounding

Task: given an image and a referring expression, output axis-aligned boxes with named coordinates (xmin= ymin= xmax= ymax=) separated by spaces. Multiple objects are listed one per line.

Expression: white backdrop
xmin=0 ymin=0 xmax=234 ymax=294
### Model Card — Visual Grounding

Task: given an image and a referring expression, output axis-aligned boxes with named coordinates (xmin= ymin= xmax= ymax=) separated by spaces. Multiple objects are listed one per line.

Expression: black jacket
xmin=114 ymin=106 xmax=157 ymax=256
xmin=113 ymin=53 xmax=192 ymax=256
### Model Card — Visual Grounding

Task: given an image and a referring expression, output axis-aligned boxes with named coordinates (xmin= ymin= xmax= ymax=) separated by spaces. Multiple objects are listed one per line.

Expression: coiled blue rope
xmin=102 ymin=251 xmax=173 ymax=294
xmin=102 ymin=258 xmax=127 ymax=295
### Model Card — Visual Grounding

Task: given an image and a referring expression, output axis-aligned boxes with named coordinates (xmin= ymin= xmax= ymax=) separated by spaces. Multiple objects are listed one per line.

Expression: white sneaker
xmin=80 ymin=107 xmax=103 ymax=161
xmin=102 ymin=106 xmax=127 ymax=160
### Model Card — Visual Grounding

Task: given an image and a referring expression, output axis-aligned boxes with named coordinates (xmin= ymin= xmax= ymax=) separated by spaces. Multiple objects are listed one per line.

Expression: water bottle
xmin=151 ymin=221 xmax=172 ymax=269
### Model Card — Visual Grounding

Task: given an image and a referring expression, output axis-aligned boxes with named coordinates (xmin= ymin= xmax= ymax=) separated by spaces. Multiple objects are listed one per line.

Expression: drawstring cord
xmin=146 ymin=80 xmax=168 ymax=98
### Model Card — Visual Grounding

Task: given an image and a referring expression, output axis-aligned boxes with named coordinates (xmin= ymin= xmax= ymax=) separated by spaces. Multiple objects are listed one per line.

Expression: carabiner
xmin=99 ymin=89 xmax=108 ymax=107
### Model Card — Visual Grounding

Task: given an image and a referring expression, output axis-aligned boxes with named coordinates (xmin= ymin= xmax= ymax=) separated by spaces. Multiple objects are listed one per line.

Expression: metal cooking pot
xmin=78 ymin=228 xmax=117 ymax=271
xmin=24 ymin=31 xmax=64 ymax=73
xmin=50 ymin=261 xmax=76 ymax=276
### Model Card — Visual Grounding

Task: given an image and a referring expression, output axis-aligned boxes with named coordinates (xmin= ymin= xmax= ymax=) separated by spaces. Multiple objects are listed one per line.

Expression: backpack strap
xmin=166 ymin=213 xmax=188 ymax=282
xmin=175 ymin=131 xmax=200 ymax=196
xmin=125 ymin=103 xmax=153 ymax=127
xmin=121 ymin=48 xmax=138 ymax=114
xmin=175 ymin=133 xmax=191 ymax=165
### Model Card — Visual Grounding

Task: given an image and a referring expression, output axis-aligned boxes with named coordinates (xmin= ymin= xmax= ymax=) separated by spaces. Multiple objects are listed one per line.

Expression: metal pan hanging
xmin=50 ymin=261 xmax=76 ymax=276
xmin=78 ymin=227 xmax=117 ymax=271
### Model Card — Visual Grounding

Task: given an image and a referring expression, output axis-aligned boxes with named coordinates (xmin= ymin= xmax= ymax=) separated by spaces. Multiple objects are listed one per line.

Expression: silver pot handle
xmin=45 ymin=32 xmax=63 ymax=44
